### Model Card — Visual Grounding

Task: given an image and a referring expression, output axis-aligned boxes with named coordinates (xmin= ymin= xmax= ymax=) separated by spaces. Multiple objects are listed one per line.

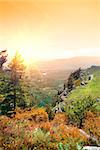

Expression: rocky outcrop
xmin=83 ymin=146 xmax=100 ymax=150
xmin=54 ymin=66 xmax=99 ymax=112
xmin=57 ymin=68 xmax=86 ymax=102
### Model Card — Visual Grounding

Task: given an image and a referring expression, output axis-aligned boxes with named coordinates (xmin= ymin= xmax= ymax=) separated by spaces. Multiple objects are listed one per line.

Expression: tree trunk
xmin=13 ymin=87 xmax=16 ymax=110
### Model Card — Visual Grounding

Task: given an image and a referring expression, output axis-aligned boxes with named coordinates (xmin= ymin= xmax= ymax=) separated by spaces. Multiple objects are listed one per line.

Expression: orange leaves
xmin=55 ymin=125 xmax=87 ymax=143
xmin=0 ymin=109 xmax=98 ymax=149
xmin=15 ymin=108 xmax=48 ymax=123
xmin=83 ymin=111 xmax=100 ymax=140
xmin=51 ymin=113 xmax=68 ymax=127
xmin=39 ymin=121 xmax=51 ymax=132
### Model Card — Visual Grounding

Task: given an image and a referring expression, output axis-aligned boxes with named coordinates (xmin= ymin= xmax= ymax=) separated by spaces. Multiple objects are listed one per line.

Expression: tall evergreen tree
xmin=0 ymin=51 xmax=31 ymax=114
xmin=8 ymin=51 xmax=26 ymax=109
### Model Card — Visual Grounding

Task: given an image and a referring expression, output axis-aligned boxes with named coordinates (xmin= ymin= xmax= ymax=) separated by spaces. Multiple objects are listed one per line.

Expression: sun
xmin=8 ymin=37 xmax=61 ymax=65
xmin=18 ymin=49 xmax=38 ymax=65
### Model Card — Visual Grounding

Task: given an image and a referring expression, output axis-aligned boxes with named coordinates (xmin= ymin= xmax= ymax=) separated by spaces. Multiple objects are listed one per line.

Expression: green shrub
xmin=65 ymin=97 xmax=97 ymax=127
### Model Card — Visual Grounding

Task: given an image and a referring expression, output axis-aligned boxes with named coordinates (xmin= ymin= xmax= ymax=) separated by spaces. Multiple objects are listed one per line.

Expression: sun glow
xmin=7 ymin=39 xmax=51 ymax=65
xmin=19 ymin=49 xmax=36 ymax=63
xmin=15 ymin=48 xmax=54 ymax=65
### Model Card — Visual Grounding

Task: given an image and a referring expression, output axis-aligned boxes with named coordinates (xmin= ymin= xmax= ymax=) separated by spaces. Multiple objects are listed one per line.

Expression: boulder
xmin=83 ymin=146 xmax=100 ymax=150
xmin=88 ymin=74 xmax=94 ymax=80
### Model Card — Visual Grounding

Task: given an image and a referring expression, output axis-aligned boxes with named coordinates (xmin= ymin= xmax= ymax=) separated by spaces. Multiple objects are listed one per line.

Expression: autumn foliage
xmin=83 ymin=111 xmax=100 ymax=141
xmin=15 ymin=108 xmax=48 ymax=122
xmin=0 ymin=108 xmax=89 ymax=150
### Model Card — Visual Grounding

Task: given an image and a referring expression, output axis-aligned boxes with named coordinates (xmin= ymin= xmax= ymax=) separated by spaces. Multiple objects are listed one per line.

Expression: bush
xmin=51 ymin=113 xmax=68 ymax=127
xmin=83 ymin=111 xmax=100 ymax=142
xmin=50 ymin=125 xmax=87 ymax=150
xmin=45 ymin=104 xmax=55 ymax=120
xmin=15 ymin=108 xmax=48 ymax=123
xmin=0 ymin=113 xmax=88 ymax=150
xmin=65 ymin=97 xmax=97 ymax=127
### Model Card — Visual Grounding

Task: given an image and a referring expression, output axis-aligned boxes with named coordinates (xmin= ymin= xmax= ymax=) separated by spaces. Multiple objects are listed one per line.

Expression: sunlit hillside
xmin=0 ymin=0 xmax=100 ymax=149
xmin=66 ymin=69 xmax=100 ymax=101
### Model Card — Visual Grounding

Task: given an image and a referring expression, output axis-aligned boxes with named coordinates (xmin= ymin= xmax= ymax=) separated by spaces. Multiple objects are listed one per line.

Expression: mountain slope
xmin=66 ymin=69 xmax=100 ymax=101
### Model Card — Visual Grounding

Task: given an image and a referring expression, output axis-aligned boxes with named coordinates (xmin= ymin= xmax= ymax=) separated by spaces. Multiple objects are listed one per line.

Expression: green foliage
xmin=31 ymin=128 xmax=51 ymax=148
xmin=67 ymin=70 xmax=100 ymax=100
xmin=63 ymin=70 xmax=100 ymax=127
xmin=0 ymin=52 xmax=32 ymax=115
xmin=77 ymin=143 xmax=83 ymax=150
xmin=0 ymin=71 xmax=14 ymax=114
xmin=92 ymin=102 xmax=100 ymax=112
xmin=65 ymin=97 xmax=97 ymax=127
xmin=8 ymin=52 xmax=26 ymax=109
xmin=57 ymin=140 xmax=84 ymax=150
xmin=58 ymin=142 xmax=69 ymax=150
xmin=45 ymin=104 xmax=55 ymax=120
xmin=38 ymin=96 xmax=52 ymax=107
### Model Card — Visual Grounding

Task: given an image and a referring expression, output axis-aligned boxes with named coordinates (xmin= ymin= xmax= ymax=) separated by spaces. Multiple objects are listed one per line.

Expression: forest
xmin=0 ymin=50 xmax=100 ymax=150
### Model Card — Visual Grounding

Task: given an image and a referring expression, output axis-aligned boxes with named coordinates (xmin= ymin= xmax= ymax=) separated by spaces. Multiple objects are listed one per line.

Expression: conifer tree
xmin=0 ymin=51 xmax=30 ymax=114
xmin=8 ymin=51 xmax=26 ymax=109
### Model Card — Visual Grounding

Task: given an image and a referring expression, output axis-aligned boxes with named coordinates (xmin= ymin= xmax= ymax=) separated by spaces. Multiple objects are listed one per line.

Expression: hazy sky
xmin=0 ymin=0 xmax=100 ymax=61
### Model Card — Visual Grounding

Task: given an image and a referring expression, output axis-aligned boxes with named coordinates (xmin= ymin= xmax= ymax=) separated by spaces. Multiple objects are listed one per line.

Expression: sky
xmin=0 ymin=0 xmax=100 ymax=62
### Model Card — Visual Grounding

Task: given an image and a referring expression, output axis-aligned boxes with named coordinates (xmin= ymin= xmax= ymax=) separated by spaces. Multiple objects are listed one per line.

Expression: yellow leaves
xmin=15 ymin=108 xmax=48 ymax=123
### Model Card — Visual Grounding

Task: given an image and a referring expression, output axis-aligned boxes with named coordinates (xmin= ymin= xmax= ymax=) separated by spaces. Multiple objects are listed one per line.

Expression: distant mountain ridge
xmin=37 ymin=56 xmax=100 ymax=71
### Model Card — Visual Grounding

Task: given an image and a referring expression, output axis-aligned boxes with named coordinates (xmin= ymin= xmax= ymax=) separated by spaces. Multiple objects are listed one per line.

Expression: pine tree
xmin=8 ymin=51 xmax=26 ymax=109
xmin=0 ymin=50 xmax=11 ymax=114
xmin=0 ymin=51 xmax=31 ymax=114
xmin=0 ymin=50 xmax=8 ymax=96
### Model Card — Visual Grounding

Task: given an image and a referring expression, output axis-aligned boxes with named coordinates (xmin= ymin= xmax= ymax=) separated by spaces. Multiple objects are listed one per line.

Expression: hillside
xmin=0 ymin=65 xmax=100 ymax=149
xmin=65 ymin=67 xmax=100 ymax=102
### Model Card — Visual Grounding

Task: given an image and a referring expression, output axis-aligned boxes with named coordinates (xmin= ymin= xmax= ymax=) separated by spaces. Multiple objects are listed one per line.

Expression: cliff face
xmin=87 ymin=65 xmax=100 ymax=73
xmin=57 ymin=65 xmax=100 ymax=103
xmin=53 ymin=65 xmax=100 ymax=114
